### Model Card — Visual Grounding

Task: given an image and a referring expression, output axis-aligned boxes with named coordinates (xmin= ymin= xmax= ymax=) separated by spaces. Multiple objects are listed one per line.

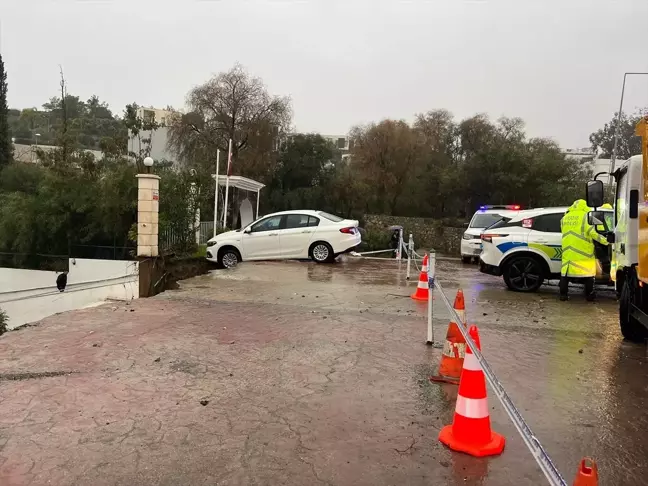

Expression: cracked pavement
xmin=1 ymin=258 xmax=647 ymax=485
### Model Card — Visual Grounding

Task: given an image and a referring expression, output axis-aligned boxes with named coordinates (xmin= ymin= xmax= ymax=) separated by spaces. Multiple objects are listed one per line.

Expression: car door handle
xmin=301 ymin=230 xmax=312 ymax=233
xmin=269 ymin=233 xmax=278 ymax=236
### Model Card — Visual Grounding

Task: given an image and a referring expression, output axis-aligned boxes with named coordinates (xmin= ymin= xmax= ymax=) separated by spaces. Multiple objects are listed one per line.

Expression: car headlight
xmin=207 ymin=240 xmax=217 ymax=247
xmin=462 ymin=233 xmax=474 ymax=240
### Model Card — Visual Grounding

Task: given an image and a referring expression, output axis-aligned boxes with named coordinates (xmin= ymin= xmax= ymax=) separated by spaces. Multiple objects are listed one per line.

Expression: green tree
xmin=590 ymin=111 xmax=645 ymax=159
xmin=0 ymin=53 xmax=12 ymax=167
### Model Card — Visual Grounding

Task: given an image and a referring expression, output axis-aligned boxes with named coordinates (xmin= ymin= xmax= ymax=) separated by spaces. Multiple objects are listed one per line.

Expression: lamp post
xmin=143 ymin=156 xmax=154 ymax=174
xmin=610 ymin=72 xmax=648 ymax=174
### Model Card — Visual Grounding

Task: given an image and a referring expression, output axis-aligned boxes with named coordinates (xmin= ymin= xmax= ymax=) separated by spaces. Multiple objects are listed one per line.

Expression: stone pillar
xmin=136 ymin=174 xmax=160 ymax=257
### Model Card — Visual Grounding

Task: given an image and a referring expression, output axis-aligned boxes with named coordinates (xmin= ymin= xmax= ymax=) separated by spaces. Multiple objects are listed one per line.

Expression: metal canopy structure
xmin=212 ymin=174 xmax=265 ymax=234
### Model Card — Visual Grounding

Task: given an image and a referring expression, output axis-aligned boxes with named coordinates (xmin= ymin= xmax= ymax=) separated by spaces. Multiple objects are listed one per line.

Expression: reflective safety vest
xmin=561 ymin=201 xmax=608 ymax=278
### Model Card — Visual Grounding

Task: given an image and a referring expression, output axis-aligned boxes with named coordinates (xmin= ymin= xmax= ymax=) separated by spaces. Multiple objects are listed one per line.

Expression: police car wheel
xmin=503 ymin=256 xmax=544 ymax=292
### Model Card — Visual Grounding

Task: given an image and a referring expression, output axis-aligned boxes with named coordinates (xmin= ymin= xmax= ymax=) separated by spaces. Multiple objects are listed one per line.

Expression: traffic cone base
xmin=438 ymin=425 xmax=505 ymax=457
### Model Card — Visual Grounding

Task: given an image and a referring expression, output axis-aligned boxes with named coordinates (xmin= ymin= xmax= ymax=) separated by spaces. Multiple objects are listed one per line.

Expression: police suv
xmin=461 ymin=205 xmax=521 ymax=263
xmin=478 ymin=207 xmax=613 ymax=292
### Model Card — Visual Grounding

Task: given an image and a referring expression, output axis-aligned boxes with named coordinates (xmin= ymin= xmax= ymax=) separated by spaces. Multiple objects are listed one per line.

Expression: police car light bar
xmin=479 ymin=204 xmax=521 ymax=210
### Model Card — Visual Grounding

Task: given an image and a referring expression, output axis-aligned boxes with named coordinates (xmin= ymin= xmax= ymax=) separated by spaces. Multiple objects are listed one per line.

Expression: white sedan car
xmin=206 ymin=210 xmax=361 ymax=267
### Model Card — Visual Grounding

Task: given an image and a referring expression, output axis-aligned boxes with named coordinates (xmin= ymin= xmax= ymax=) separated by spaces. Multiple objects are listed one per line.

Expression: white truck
xmin=586 ymin=116 xmax=648 ymax=342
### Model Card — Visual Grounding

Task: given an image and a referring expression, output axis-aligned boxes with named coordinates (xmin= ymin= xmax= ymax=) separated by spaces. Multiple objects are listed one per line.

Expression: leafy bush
xmin=359 ymin=228 xmax=393 ymax=253
xmin=0 ymin=308 xmax=8 ymax=336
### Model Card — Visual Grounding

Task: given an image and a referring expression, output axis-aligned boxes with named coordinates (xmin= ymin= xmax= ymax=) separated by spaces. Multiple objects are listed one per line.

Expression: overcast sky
xmin=2 ymin=0 xmax=648 ymax=148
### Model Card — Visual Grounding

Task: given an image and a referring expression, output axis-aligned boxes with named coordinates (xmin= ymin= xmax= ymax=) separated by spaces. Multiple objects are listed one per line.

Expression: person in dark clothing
xmin=56 ymin=271 xmax=68 ymax=292
xmin=390 ymin=229 xmax=401 ymax=258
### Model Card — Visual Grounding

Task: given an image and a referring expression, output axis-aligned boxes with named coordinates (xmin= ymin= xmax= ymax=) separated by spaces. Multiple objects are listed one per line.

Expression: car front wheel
xmin=310 ymin=242 xmax=334 ymax=264
xmin=503 ymin=255 xmax=544 ymax=292
xmin=219 ymin=248 xmax=241 ymax=268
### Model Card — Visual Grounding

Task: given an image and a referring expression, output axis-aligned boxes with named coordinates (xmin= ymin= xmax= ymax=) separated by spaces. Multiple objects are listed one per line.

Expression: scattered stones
xmin=129 ymin=309 xmax=135 ymax=312
xmin=92 ymin=343 xmax=99 ymax=347
xmin=578 ymin=349 xmax=584 ymax=354
xmin=154 ymin=357 xmax=161 ymax=363
xmin=200 ymin=400 xmax=209 ymax=406
xmin=482 ymin=312 xmax=488 ymax=316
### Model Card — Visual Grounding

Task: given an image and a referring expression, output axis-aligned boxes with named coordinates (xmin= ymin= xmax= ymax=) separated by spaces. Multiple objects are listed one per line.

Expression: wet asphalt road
xmin=169 ymin=256 xmax=648 ymax=485
xmin=1 ymin=256 xmax=646 ymax=485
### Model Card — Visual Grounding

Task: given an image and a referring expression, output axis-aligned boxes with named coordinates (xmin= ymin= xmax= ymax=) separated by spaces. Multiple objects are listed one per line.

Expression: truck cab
xmin=586 ymin=116 xmax=648 ymax=342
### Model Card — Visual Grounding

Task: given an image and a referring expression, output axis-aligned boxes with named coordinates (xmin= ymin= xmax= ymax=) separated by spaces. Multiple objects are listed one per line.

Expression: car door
xmin=280 ymin=214 xmax=319 ymax=258
xmin=241 ymin=215 xmax=284 ymax=259
xmin=528 ymin=212 xmax=564 ymax=273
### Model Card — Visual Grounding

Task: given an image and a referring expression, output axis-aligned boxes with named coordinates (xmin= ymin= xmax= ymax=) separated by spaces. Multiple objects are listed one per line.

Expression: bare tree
xmin=168 ymin=64 xmax=291 ymax=175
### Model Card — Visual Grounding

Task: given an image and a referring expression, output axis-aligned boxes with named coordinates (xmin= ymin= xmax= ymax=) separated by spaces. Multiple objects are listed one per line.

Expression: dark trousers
xmin=559 ymin=276 xmax=595 ymax=299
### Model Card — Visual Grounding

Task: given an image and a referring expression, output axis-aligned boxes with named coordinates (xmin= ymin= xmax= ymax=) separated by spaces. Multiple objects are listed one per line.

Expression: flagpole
xmin=213 ymin=149 xmax=220 ymax=237
xmin=222 ymin=138 xmax=233 ymax=228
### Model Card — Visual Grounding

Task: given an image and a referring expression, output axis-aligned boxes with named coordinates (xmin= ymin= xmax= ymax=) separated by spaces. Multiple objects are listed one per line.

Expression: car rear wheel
xmin=503 ymin=255 xmax=544 ymax=292
xmin=218 ymin=247 xmax=241 ymax=268
xmin=461 ymin=256 xmax=472 ymax=264
xmin=310 ymin=242 xmax=334 ymax=264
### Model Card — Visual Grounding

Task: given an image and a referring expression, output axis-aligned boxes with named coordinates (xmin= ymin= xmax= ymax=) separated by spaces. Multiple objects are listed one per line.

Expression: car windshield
xmin=318 ymin=211 xmax=344 ymax=222
xmin=470 ymin=213 xmax=503 ymax=228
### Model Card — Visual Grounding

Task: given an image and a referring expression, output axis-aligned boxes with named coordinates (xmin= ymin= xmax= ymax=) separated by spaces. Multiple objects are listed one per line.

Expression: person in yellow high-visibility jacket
xmin=560 ymin=199 xmax=608 ymax=301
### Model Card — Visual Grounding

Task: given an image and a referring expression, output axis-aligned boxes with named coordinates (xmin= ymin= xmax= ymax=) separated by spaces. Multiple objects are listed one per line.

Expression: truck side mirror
xmin=588 ymin=210 xmax=610 ymax=234
xmin=586 ymin=180 xmax=604 ymax=208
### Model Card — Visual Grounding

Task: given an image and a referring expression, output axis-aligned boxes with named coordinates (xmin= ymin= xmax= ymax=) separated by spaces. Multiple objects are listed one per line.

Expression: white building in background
xmin=127 ymin=106 xmax=178 ymax=163
xmin=561 ymin=147 xmax=612 ymax=184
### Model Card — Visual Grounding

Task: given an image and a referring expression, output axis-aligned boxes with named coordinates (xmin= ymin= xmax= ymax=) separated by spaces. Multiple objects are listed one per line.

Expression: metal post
xmin=396 ymin=228 xmax=403 ymax=261
xmin=426 ymin=251 xmax=436 ymax=345
xmin=223 ymin=139 xmax=233 ymax=228
xmin=406 ymin=233 xmax=413 ymax=280
xmin=213 ymin=149 xmax=220 ymax=237
xmin=610 ymin=72 xmax=648 ymax=175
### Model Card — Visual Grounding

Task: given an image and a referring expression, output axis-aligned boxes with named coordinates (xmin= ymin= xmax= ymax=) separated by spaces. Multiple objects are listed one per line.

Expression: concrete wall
xmin=364 ymin=214 xmax=464 ymax=256
xmin=0 ymin=259 xmax=138 ymax=330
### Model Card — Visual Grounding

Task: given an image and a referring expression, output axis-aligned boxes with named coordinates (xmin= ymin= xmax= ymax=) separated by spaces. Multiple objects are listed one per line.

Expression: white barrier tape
xmin=433 ymin=280 xmax=567 ymax=486
xmin=357 ymin=249 xmax=395 ymax=256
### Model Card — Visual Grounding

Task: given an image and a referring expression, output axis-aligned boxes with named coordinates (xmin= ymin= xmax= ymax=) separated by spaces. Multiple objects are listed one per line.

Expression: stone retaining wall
xmin=363 ymin=215 xmax=465 ymax=256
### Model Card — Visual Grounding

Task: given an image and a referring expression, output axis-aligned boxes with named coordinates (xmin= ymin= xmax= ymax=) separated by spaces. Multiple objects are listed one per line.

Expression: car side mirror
xmin=244 ymin=227 xmax=251 ymax=234
xmin=586 ymin=180 xmax=604 ymax=208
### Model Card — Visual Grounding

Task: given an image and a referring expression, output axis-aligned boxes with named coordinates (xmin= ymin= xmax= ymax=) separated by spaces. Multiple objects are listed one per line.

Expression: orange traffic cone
xmin=438 ymin=325 xmax=505 ymax=457
xmin=411 ymin=254 xmax=430 ymax=301
xmin=573 ymin=458 xmax=598 ymax=486
xmin=430 ymin=289 xmax=467 ymax=384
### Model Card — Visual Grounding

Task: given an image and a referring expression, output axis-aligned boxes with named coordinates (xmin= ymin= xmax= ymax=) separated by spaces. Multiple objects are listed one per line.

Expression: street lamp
xmin=34 ymin=133 xmax=41 ymax=147
xmin=143 ymin=156 xmax=154 ymax=174
xmin=610 ymin=72 xmax=648 ymax=174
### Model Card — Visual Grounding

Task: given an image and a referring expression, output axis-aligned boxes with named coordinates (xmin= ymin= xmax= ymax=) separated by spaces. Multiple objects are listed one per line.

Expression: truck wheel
xmin=502 ymin=255 xmax=544 ymax=292
xmin=619 ymin=274 xmax=648 ymax=342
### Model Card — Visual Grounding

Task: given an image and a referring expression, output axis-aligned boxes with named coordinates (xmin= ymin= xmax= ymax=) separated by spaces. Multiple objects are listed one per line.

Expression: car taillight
xmin=481 ymin=233 xmax=507 ymax=243
xmin=340 ymin=227 xmax=356 ymax=234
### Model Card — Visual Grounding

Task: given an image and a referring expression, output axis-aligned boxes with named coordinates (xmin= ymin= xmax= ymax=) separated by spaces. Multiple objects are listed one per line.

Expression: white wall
xmin=0 ymin=259 xmax=138 ymax=330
